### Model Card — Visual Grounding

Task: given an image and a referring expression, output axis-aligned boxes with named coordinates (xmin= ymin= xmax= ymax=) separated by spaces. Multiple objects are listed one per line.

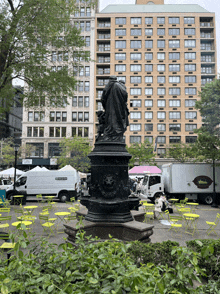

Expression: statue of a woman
xmin=99 ymin=76 xmax=129 ymax=142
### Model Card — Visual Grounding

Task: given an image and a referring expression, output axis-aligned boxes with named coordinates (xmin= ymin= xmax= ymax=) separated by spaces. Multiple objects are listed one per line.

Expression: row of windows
xmin=130 ymin=123 xmax=197 ymax=132
xmin=115 ymin=17 xmax=195 ymax=25
xmin=74 ymin=21 xmax=91 ymax=31
xmin=27 ymin=127 xmax=89 ymax=138
xmin=130 ymin=99 xmax=196 ymax=108
xmin=129 ymin=75 xmax=197 ymax=83
xmin=115 ymin=64 xmax=197 ymax=72
xmin=73 ymin=66 xmax=90 ymax=76
xmin=130 ymin=111 xmax=197 ymax=120
xmin=72 ymin=96 xmax=89 ymax=107
xmin=115 ymin=40 xmax=198 ymax=49
xmin=130 ymin=136 xmax=197 ymax=144
xmin=74 ymin=7 xmax=91 ymax=17
xmin=72 ymin=112 xmax=89 ymax=122
xmin=76 ymin=81 xmax=90 ymax=92
xmin=115 ymin=28 xmax=196 ymax=36
xmin=72 ymin=127 xmax=89 ymax=137
xmin=130 ymin=87 xmax=197 ymax=96
xmin=115 ymin=52 xmax=198 ymax=60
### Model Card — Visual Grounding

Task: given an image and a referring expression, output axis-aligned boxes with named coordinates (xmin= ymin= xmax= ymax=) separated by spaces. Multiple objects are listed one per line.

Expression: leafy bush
xmin=186 ymin=239 xmax=220 ymax=281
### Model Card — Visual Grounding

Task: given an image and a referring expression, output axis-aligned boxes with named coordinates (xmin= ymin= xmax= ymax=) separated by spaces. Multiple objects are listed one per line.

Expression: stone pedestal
xmin=79 ymin=141 xmax=140 ymax=223
xmin=64 ymin=220 xmax=153 ymax=244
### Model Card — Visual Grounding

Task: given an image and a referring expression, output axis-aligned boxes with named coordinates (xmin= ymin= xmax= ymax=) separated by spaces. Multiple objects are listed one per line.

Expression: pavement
xmin=1 ymin=200 xmax=220 ymax=250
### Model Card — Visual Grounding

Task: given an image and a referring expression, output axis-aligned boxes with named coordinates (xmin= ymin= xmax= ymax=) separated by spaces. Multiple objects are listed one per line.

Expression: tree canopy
xmin=58 ymin=136 xmax=92 ymax=172
xmin=0 ymin=0 xmax=95 ymax=112
xmin=126 ymin=139 xmax=156 ymax=167
xmin=166 ymin=143 xmax=197 ymax=163
xmin=195 ymin=79 xmax=220 ymax=135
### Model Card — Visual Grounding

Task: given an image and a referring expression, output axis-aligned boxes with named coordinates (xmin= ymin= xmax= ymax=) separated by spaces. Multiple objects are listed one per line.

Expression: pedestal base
xmin=64 ymin=220 xmax=153 ymax=244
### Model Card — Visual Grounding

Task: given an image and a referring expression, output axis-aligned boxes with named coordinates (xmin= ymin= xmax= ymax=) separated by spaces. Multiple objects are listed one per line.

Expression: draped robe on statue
xmin=101 ymin=79 xmax=129 ymax=141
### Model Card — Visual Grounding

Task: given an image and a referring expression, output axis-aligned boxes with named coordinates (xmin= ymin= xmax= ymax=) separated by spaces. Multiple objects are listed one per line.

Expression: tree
xmin=58 ymin=136 xmax=92 ymax=172
xmin=0 ymin=0 xmax=95 ymax=112
xmin=195 ymin=79 xmax=220 ymax=135
xmin=166 ymin=143 xmax=197 ymax=163
xmin=126 ymin=139 xmax=156 ymax=168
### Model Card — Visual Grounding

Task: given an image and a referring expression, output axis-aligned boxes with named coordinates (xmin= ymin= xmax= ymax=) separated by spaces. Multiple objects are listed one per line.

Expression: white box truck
xmin=141 ymin=163 xmax=220 ymax=205
xmin=6 ymin=170 xmax=80 ymax=202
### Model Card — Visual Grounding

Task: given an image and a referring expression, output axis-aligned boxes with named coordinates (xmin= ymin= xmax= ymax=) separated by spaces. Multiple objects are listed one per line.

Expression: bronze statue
xmin=97 ymin=76 xmax=129 ymax=142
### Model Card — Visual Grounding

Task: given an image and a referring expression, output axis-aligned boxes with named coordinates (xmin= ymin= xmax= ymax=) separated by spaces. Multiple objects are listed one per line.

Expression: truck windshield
xmin=149 ymin=176 xmax=161 ymax=187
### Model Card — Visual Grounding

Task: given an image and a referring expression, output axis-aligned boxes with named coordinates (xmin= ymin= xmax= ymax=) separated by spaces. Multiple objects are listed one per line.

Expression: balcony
xmin=97 ymin=57 xmax=110 ymax=63
xmin=200 ymin=22 xmax=214 ymax=27
xmin=98 ymin=34 xmax=111 ymax=39
xmin=201 ymin=68 xmax=215 ymax=74
xmin=97 ymin=79 xmax=109 ymax=87
xmin=97 ymin=45 xmax=110 ymax=52
xmin=200 ymin=45 xmax=215 ymax=51
xmin=200 ymin=32 xmax=214 ymax=39
xmin=201 ymin=56 xmax=215 ymax=63
xmin=201 ymin=78 xmax=214 ymax=85
xmin=97 ymin=68 xmax=110 ymax=75
xmin=98 ymin=22 xmax=111 ymax=28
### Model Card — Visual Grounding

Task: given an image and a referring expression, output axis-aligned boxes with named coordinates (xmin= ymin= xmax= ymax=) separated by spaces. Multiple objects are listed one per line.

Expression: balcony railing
xmin=97 ymin=46 xmax=110 ymax=52
xmin=98 ymin=58 xmax=110 ymax=63
xmin=200 ymin=22 xmax=214 ymax=27
xmin=201 ymin=79 xmax=214 ymax=85
xmin=97 ymin=69 xmax=110 ymax=75
xmin=200 ymin=33 xmax=214 ymax=38
xmin=201 ymin=56 xmax=215 ymax=62
xmin=98 ymin=34 xmax=111 ymax=39
xmin=98 ymin=22 xmax=111 ymax=28
xmin=201 ymin=69 xmax=215 ymax=74
xmin=200 ymin=45 xmax=215 ymax=51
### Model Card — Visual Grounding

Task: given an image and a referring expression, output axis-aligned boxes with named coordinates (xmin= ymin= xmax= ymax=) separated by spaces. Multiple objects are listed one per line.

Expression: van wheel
xmin=7 ymin=192 xmax=15 ymax=202
xmin=59 ymin=192 xmax=70 ymax=203
xmin=202 ymin=194 xmax=213 ymax=205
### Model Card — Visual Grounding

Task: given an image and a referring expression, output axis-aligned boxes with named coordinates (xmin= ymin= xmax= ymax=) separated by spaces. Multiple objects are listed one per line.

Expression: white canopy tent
xmin=59 ymin=165 xmax=77 ymax=171
xmin=29 ymin=166 xmax=48 ymax=171
xmin=0 ymin=167 xmax=24 ymax=180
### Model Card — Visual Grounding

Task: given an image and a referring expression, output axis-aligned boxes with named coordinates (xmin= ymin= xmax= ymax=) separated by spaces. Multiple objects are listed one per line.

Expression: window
xmin=157 ymin=17 xmax=165 ymax=24
xmin=130 ymin=136 xmax=141 ymax=143
xmin=28 ymin=112 xmax=33 ymax=122
xmin=72 ymin=112 xmax=77 ymax=122
xmin=118 ymin=76 xmax=126 ymax=83
xmin=185 ymin=111 xmax=197 ymax=119
xmin=130 ymin=76 xmax=141 ymax=83
xmin=169 ymin=87 xmax=180 ymax=95
xmin=145 ymin=112 xmax=153 ymax=119
xmin=80 ymin=21 xmax=85 ymax=31
xmin=115 ymin=29 xmax=126 ymax=36
xmin=116 ymin=64 xmax=126 ymax=72
xmin=78 ymin=96 xmax=83 ymax=107
xmin=158 ymin=136 xmax=166 ymax=143
xmin=169 ymin=100 xmax=180 ymax=107
xmin=130 ymin=88 xmax=141 ymax=95
xmin=157 ymin=53 xmax=165 ymax=60
xmin=52 ymin=51 xmax=57 ymax=62
xmin=86 ymin=7 xmax=91 ymax=16
xmin=131 ymin=64 xmax=141 ymax=72
xmin=115 ymin=53 xmax=126 ymax=60
xmin=27 ymin=127 xmax=32 ymax=137
xmin=115 ymin=40 xmax=126 ymax=49
xmin=169 ymin=136 xmax=181 ymax=143
xmin=185 ymin=76 xmax=196 ymax=83
xmin=157 ymin=124 xmax=166 ymax=131
xmin=185 ymin=99 xmax=196 ymax=107
xmin=131 ymin=40 xmax=142 ymax=49
xmin=39 ymin=127 xmax=44 ymax=137
xmin=185 ymin=64 xmax=196 ymax=71
xmin=115 ymin=17 xmax=126 ymax=25
xmin=78 ymin=112 xmax=83 ymax=122
xmin=84 ymin=127 xmax=89 ymax=137
xmin=85 ymin=36 xmax=90 ymax=47
xmin=80 ymin=7 xmax=85 ymax=16
xmin=84 ymin=112 xmax=89 ymax=122
xmin=130 ymin=124 xmax=141 ymax=131
xmin=131 ymin=17 xmax=141 ymax=25
xmin=157 ymin=64 xmax=165 ymax=72
xmin=157 ymin=88 xmax=166 ymax=95
xmin=169 ymin=28 xmax=180 ymax=35
xmin=145 ymin=28 xmax=153 ymax=36
xmin=169 ymin=40 xmax=180 ymax=48
xmin=130 ymin=100 xmax=141 ymax=107
xmin=169 ymin=76 xmax=180 ymax=83
xmin=33 ymin=127 xmax=38 ymax=137
xmin=84 ymin=81 xmax=89 ymax=91
xmin=86 ymin=21 xmax=91 ymax=31
xmin=186 ymin=136 xmax=197 ymax=143
xmin=145 ymin=76 xmax=153 ymax=83
xmin=185 ymin=40 xmax=196 ymax=48
xmin=157 ymin=76 xmax=165 ymax=83
xmin=157 ymin=112 xmax=165 ymax=119
xmin=49 ymin=127 xmax=54 ymax=137
xmin=145 ymin=124 xmax=153 ymax=131
xmin=157 ymin=28 xmax=165 ymax=35
xmin=184 ymin=17 xmax=195 ymax=24
xmin=185 ymin=88 xmax=197 ymax=95
xmin=130 ymin=112 xmax=141 ymax=119
xmin=169 ymin=52 xmax=180 ymax=60
xmin=131 ymin=28 xmax=141 ymax=36
xmin=157 ymin=40 xmax=165 ymax=48
xmin=79 ymin=66 xmax=84 ymax=76
xmin=145 ymin=17 xmax=153 ymax=24
xmin=145 ymin=88 xmax=153 ymax=95
xmin=145 ymin=53 xmax=153 ymax=60
xmin=169 ymin=112 xmax=181 ymax=119
xmin=84 ymin=96 xmax=89 ymax=107
xmin=145 ymin=136 xmax=153 ymax=144
xmin=85 ymin=67 xmax=90 ymax=76
xmin=145 ymin=40 xmax=153 ymax=48
xmin=169 ymin=124 xmax=181 ymax=131
xmin=185 ymin=52 xmax=196 ymax=60
xmin=145 ymin=100 xmax=153 ymax=107
xmin=131 ymin=53 xmax=142 ymax=60
xmin=185 ymin=124 xmax=197 ymax=131
xmin=157 ymin=100 xmax=166 ymax=107
xmin=169 ymin=64 xmax=180 ymax=72
xmin=145 ymin=64 xmax=153 ymax=72
xmin=184 ymin=28 xmax=195 ymax=35
xmin=169 ymin=17 xmax=179 ymax=24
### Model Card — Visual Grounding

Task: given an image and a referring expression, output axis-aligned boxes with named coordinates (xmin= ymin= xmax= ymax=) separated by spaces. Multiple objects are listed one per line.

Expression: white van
xmin=0 ymin=179 xmax=13 ymax=190
xmin=6 ymin=170 xmax=80 ymax=202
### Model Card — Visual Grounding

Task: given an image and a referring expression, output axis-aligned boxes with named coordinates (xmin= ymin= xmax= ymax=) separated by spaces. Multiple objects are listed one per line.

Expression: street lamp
xmin=13 ymin=144 xmax=19 ymax=190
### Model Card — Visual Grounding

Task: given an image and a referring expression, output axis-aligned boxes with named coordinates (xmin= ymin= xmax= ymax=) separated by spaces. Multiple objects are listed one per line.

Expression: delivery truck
xmin=141 ymin=163 xmax=220 ymax=205
xmin=6 ymin=170 xmax=80 ymax=202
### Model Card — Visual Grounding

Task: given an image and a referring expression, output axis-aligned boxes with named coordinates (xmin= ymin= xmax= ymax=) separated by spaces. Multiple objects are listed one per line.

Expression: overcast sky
xmin=99 ymin=0 xmax=220 ymax=74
